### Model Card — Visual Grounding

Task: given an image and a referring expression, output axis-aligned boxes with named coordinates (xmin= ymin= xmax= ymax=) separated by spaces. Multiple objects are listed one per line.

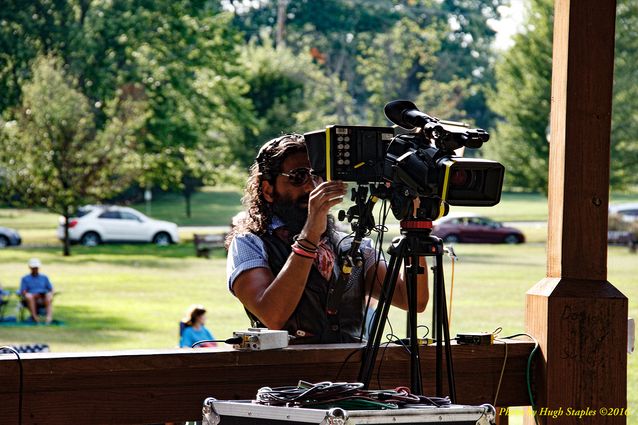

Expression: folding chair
xmin=0 ymin=289 xmax=11 ymax=320
xmin=17 ymin=291 xmax=59 ymax=322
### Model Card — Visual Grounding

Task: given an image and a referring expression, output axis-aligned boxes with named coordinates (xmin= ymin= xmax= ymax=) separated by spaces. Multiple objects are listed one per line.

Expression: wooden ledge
xmin=0 ymin=341 xmax=535 ymax=424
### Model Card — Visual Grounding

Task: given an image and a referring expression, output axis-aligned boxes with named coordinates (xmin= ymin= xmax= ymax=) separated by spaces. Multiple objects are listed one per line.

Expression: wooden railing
xmin=0 ymin=341 xmax=534 ymax=424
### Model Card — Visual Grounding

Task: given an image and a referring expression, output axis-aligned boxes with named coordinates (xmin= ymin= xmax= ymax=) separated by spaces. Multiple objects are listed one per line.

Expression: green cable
xmin=503 ymin=333 xmax=540 ymax=425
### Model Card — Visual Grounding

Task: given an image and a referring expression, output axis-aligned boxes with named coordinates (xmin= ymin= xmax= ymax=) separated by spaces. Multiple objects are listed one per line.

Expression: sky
xmin=490 ymin=0 xmax=527 ymax=51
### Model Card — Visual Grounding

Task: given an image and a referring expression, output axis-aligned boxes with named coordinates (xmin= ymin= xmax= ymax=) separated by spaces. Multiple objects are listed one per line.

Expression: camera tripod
xmin=357 ymin=219 xmax=457 ymax=401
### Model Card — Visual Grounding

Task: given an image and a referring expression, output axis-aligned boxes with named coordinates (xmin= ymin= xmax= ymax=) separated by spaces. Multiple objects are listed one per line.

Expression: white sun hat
xmin=28 ymin=258 xmax=42 ymax=268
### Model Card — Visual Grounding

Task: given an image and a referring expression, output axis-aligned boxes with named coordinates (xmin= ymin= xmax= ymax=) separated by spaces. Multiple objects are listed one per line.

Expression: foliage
xmin=0 ymin=1 xmax=255 ymax=207
xmin=610 ymin=1 xmax=638 ymax=189
xmin=435 ymin=0 xmax=504 ymax=128
xmin=487 ymin=0 xmax=638 ymax=193
xmin=235 ymin=38 xmax=354 ymax=166
xmin=126 ymin=9 xmax=255 ymax=193
xmin=484 ymin=0 xmax=553 ymax=193
xmin=356 ymin=17 xmax=442 ymax=124
xmin=230 ymin=0 xmax=503 ymax=129
xmin=0 ymin=55 xmax=147 ymax=255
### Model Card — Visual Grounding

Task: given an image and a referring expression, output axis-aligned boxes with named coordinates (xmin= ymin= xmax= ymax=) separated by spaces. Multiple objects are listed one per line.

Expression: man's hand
xmin=301 ymin=181 xmax=347 ymax=243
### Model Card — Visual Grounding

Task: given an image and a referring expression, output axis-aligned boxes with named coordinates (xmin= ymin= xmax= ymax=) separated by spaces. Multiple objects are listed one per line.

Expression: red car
xmin=432 ymin=214 xmax=525 ymax=244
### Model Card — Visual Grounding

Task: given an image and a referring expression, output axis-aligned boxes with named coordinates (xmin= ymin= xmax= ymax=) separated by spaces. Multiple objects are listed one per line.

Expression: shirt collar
xmin=268 ymin=215 xmax=286 ymax=233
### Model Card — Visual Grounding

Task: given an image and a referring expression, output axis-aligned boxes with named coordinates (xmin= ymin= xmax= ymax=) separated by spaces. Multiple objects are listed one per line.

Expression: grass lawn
xmin=130 ymin=187 xmax=244 ymax=227
xmin=1 ymin=190 xmax=636 ymax=423
xmin=0 ymin=245 xmax=242 ymax=350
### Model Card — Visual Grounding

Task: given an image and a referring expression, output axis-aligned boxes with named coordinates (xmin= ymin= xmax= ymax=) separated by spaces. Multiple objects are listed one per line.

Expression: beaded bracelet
xmin=291 ymin=244 xmax=317 ymax=259
xmin=295 ymin=241 xmax=318 ymax=254
xmin=292 ymin=241 xmax=317 ymax=254
xmin=296 ymin=241 xmax=317 ymax=253
xmin=293 ymin=234 xmax=319 ymax=249
xmin=292 ymin=240 xmax=317 ymax=253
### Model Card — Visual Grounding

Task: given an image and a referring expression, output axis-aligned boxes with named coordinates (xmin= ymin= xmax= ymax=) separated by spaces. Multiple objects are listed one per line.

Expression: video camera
xmin=304 ymin=100 xmax=505 ymax=221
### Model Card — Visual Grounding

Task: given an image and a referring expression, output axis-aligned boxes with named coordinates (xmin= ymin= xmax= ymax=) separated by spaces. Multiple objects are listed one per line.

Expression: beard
xmin=271 ymin=192 xmax=309 ymax=236
xmin=270 ymin=192 xmax=337 ymax=240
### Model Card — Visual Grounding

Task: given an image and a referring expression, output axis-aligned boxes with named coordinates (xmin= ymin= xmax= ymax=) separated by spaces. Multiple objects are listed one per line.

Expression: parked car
xmin=608 ymin=203 xmax=637 ymax=247
xmin=0 ymin=227 xmax=21 ymax=248
xmin=609 ymin=202 xmax=638 ymax=223
xmin=607 ymin=230 xmax=636 ymax=246
xmin=57 ymin=205 xmax=179 ymax=246
xmin=431 ymin=213 xmax=525 ymax=244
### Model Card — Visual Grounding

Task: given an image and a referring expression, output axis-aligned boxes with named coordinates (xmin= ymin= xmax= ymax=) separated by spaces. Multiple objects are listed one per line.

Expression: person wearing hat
xmin=20 ymin=258 xmax=54 ymax=323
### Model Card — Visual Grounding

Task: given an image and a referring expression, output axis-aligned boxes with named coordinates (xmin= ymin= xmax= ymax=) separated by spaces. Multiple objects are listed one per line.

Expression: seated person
xmin=20 ymin=258 xmax=54 ymax=324
xmin=180 ymin=305 xmax=217 ymax=348
xmin=226 ymin=134 xmax=429 ymax=344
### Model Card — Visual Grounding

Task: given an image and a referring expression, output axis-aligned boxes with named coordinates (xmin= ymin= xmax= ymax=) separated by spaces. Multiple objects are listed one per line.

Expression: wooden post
xmin=525 ymin=0 xmax=628 ymax=424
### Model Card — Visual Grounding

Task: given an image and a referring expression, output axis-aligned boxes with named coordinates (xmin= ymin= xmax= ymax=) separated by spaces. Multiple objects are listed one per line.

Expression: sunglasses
xmin=278 ymin=167 xmax=320 ymax=186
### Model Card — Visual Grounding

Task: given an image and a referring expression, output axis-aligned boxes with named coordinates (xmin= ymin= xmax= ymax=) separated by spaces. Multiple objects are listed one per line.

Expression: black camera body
xmin=383 ymin=132 xmax=504 ymax=207
xmin=304 ymin=100 xmax=505 ymax=221
xmin=304 ymin=125 xmax=395 ymax=184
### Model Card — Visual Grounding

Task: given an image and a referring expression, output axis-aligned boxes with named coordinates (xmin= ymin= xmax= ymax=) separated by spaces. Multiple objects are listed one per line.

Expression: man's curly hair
xmin=226 ymin=134 xmax=307 ymax=247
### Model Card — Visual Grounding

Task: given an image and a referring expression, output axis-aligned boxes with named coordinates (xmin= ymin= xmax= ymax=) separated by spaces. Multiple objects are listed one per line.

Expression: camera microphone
xmin=384 ymin=100 xmax=437 ymax=130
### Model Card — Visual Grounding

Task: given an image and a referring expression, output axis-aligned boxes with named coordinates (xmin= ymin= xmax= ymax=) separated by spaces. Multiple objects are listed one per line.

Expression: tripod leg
xmin=407 ymin=253 xmax=423 ymax=394
xmin=434 ymin=256 xmax=443 ymax=396
xmin=435 ymin=252 xmax=457 ymax=403
xmin=358 ymin=244 xmax=405 ymax=388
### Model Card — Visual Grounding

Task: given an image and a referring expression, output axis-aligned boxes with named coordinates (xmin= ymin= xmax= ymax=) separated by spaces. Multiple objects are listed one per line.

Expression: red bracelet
xmin=292 ymin=240 xmax=317 ymax=253
xmin=292 ymin=244 xmax=317 ymax=259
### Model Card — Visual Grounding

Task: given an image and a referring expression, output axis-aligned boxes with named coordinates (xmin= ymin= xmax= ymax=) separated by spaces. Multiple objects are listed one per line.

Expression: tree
xmin=486 ymin=0 xmax=638 ymax=193
xmin=125 ymin=8 xmax=255 ymax=216
xmin=1 ymin=1 xmax=256 ymax=217
xmin=235 ymin=38 xmax=354 ymax=167
xmin=484 ymin=0 xmax=553 ymax=193
xmin=229 ymin=0 xmax=502 ymax=129
xmin=356 ymin=16 xmax=470 ymax=125
xmin=0 ymin=55 xmax=146 ymax=255
xmin=434 ymin=0 xmax=505 ymax=129
xmin=610 ymin=0 xmax=638 ymax=189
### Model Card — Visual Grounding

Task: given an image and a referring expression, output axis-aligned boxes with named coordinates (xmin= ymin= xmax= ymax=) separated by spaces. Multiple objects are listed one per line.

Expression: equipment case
xmin=203 ymin=399 xmax=496 ymax=425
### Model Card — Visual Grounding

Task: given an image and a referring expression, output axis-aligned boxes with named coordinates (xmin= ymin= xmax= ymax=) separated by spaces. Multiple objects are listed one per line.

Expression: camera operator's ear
xmin=261 ymin=180 xmax=275 ymax=203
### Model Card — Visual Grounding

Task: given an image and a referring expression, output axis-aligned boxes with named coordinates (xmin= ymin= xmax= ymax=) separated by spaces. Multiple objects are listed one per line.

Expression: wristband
xmin=296 ymin=241 xmax=317 ymax=253
xmin=292 ymin=241 xmax=317 ymax=254
xmin=294 ymin=240 xmax=318 ymax=253
xmin=293 ymin=234 xmax=319 ymax=249
xmin=292 ymin=244 xmax=317 ymax=259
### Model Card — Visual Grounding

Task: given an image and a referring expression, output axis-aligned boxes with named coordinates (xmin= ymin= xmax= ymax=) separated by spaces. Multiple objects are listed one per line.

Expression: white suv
xmin=57 ymin=205 xmax=180 ymax=246
xmin=609 ymin=202 xmax=638 ymax=223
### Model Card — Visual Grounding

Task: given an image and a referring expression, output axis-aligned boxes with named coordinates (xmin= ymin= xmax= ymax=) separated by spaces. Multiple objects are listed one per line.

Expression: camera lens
xmin=450 ymin=169 xmax=471 ymax=188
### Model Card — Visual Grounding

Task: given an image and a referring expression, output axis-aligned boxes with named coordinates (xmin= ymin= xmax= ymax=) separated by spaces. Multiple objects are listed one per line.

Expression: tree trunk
xmin=63 ymin=214 xmax=71 ymax=257
xmin=276 ymin=0 xmax=288 ymax=48
xmin=184 ymin=190 xmax=192 ymax=218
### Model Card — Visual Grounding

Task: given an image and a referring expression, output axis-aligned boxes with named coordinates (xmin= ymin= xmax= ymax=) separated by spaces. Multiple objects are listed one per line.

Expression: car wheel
xmin=153 ymin=232 xmax=172 ymax=246
xmin=504 ymin=234 xmax=521 ymax=244
xmin=443 ymin=234 xmax=460 ymax=244
xmin=80 ymin=232 xmax=101 ymax=247
xmin=0 ymin=235 xmax=9 ymax=248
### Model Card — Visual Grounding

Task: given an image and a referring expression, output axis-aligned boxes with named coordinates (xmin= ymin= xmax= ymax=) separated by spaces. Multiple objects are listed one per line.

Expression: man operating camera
xmin=226 ymin=134 xmax=428 ymax=344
